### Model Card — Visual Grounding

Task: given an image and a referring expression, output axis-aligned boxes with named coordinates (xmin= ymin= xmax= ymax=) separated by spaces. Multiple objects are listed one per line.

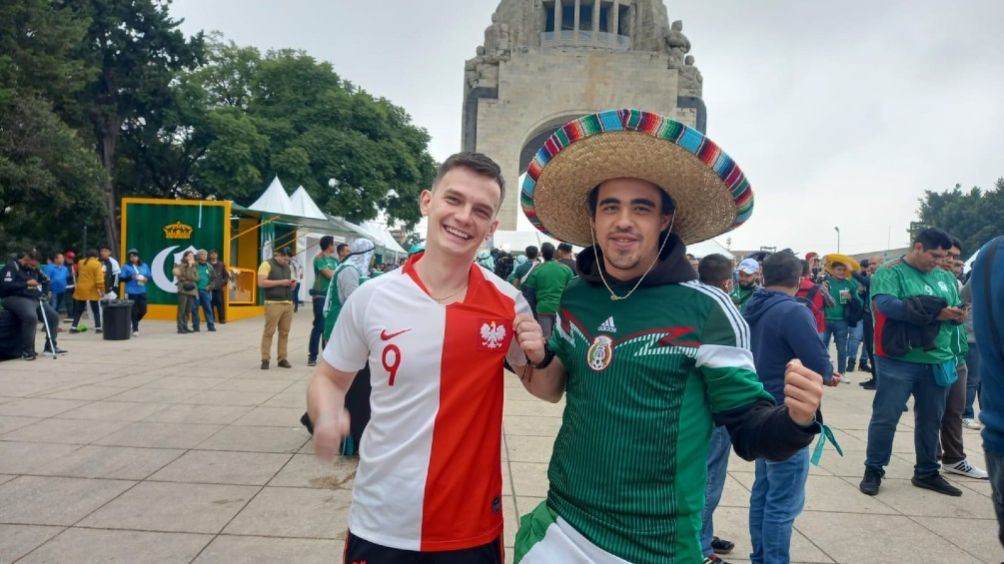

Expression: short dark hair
xmin=762 ymin=251 xmax=802 ymax=288
xmin=557 ymin=243 xmax=573 ymax=254
xmin=860 ymin=258 xmax=871 ymax=269
xmin=698 ymin=254 xmax=732 ymax=286
xmin=279 ymin=247 xmax=294 ymax=257
xmin=336 ymin=243 xmax=349 ymax=254
xmin=586 ymin=184 xmax=676 ymax=217
xmin=320 ymin=236 xmax=334 ymax=252
xmin=21 ymin=249 xmax=42 ymax=262
xmin=525 ymin=245 xmax=539 ymax=259
xmin=433 ymin=152 xmax=506 ymax=209
xmin=949 ymin=235 xmax=963 ymax=253
xmin=541 ymin=242 xmax=556 ymax=261
xmin=914 ymin=227 xmax=953 ymax=251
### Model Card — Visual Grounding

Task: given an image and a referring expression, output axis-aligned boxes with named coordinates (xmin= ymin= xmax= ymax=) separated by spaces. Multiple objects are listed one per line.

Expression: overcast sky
xmin=170 ymin=0 xmax=1004 ymax=255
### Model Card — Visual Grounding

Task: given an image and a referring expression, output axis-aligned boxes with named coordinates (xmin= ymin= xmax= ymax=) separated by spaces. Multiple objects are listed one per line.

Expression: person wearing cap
xmin=120 ymin=249 xmax=152 ymax=336
xmin=258 ymin=247 xmax=296 ymax=369
xmin=191 ymin=249 xmax=217 ymax=332
xmin=511 ymin=109 xmax=825 ymax=563
xmin=0 ymin=249 xmax=65 ymax=359
xmin=731 ymin=258 xmax=761 ymax=313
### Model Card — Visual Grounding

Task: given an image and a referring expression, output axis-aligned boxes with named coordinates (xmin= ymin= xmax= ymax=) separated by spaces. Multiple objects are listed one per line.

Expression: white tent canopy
xmin=360 ymin=221 xmax=407 ymax=256
xmin=687 ymin=239 xmax=734 ymax=261
xmin=248 ymin=176 xmax=295 ymax=216
xmin=289 ymin=185 xmax=326 ymax=220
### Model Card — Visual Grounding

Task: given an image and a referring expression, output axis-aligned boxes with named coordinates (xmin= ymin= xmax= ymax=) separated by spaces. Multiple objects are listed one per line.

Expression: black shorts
xmin=344 ymin=530 xmax=503 ymax=564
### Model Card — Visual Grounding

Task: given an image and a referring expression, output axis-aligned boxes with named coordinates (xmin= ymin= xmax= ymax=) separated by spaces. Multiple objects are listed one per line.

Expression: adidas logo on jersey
xmin=597 ymin=316 xmax=617 ymax=334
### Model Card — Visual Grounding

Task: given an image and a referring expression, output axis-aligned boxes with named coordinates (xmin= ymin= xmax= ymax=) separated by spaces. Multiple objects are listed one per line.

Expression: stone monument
xmin=462 ymin=0 xmax=707 ymax=229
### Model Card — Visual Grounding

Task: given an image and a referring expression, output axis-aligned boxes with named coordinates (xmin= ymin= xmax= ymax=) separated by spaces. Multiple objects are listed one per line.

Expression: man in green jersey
xmin=524 ymin=242 xmax=574 ymax=339
xmin=821 ymin=260 xmax=861 ymax=377
xmin=860 ymin=227 xmax=967 ymax=497
xmin=730 ymin=257 xmax=760 ymax=312
xmin=308 ymin=237 xmax=341 ymax=367
xmin=511 ymin=109 xmax=824 ymax=563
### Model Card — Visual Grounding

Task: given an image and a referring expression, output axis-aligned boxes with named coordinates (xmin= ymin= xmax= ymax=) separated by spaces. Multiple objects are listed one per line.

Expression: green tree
xmin=0 ymin=0 xmax=106 ymax=256
xmin=63 ymin=0 xmax=205 ymax=251
xmin=184 ymin=42 xmax=436 ymax=229
xmin=0 ymin=96 xmax=106 ymax=257
xmin=917 ymin=179 xmax=1004 ymax=258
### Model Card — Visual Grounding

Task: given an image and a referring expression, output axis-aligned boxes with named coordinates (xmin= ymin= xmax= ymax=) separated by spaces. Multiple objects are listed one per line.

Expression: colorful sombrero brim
xmin=824 ymin=254 xmax=861 ymax=273
xmin=520 ymin=109 xmax=753 ymax=246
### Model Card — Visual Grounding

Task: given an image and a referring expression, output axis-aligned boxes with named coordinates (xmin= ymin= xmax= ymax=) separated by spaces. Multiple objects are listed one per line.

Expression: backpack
xmin=795 ymin=284 xmax=820 ymax=310
xmin=520 ymin=262 xmax=539 ymax=313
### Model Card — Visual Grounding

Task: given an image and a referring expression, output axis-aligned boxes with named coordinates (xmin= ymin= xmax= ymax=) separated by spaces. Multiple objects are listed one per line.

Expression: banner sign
xmin=121 ymin=199 xmax=229 ymax=307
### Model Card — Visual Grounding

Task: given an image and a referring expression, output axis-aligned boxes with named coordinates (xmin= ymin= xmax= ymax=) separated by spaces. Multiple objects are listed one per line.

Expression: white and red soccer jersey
xmin=322 ymin=253 xmax=530 ymax=552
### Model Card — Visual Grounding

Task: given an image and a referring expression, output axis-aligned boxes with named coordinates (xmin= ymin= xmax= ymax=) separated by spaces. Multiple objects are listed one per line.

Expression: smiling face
xmin=420 ymin=166 xmax=501 ymax=261
xmin=590 ymin=178 xmax=672 ymax=281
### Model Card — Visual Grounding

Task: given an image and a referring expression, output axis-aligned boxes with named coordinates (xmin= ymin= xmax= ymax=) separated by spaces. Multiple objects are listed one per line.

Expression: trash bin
xmin=101 ymin=300 xmax=133 ymax=341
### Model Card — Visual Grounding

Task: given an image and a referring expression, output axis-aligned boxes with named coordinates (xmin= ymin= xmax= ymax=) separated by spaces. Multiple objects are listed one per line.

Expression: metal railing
xmin=540 ymin=30 xmax=631 ymax=51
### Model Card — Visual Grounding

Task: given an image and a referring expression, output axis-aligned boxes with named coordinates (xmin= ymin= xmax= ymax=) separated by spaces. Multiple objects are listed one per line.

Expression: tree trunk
xmin=100 ymin=114 xmax=120 ymax=254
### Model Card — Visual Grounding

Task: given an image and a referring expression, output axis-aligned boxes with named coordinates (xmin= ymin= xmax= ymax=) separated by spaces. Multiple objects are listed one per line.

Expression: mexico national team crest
xmin=587 ymin=335 xmax=614 ymax=372
xmin=480 ymin=321 xmax=507 ymax=351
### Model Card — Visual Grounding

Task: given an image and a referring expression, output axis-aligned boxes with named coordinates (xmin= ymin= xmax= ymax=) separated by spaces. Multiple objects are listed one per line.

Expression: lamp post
xmin=834 ymin=226 xmax=841 ymax=253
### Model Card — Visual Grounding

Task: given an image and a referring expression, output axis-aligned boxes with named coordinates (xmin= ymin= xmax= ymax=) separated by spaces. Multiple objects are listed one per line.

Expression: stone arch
xmin=518 ymin=111 xmax=591 ymax=174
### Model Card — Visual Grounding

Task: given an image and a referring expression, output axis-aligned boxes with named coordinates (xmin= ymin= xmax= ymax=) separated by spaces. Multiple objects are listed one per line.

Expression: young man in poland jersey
xmin=307 ymin=152 xmax=547 ymax=563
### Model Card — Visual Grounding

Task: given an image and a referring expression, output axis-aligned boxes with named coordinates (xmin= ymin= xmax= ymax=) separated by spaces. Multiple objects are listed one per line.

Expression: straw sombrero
xmin=520 ymin=109 xmax=754 ymax=246
xmin=824 ymin=254 xmax=861 ymax=274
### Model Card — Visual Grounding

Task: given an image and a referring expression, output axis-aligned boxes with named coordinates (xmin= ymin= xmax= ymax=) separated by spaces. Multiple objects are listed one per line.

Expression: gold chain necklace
xmin=431 ymin=284 xmax=468 ymax=303
xmin=591 ymin=217 xmax=674 ymax=302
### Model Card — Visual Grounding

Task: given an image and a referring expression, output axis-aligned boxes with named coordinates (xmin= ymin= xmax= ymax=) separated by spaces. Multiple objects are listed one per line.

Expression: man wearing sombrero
xmin=512 ymin=109 xmax=826 ymax=563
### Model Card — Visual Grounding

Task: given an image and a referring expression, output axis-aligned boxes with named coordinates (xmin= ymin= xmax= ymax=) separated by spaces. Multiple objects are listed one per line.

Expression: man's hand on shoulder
xmin=784 ymin=359 xmax=824 ymax=426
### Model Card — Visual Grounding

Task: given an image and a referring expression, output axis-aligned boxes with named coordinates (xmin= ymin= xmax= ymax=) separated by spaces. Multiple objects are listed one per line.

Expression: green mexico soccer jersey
xmin=871 ymin=258 xmax=961 ymax=364
xmin=730 ymin=284 xmax=755 ymax=312
xmin=544 ymin=278 xmax=773 ymax=562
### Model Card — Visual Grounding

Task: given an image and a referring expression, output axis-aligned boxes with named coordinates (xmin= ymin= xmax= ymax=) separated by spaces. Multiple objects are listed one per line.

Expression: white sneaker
xmin=962 ymin=418 xmax=982 ymax=430
xmin=944 ymin=459 xmax=989 ymax=479
xmin=132 ymin=331 xmax=139 ymax=337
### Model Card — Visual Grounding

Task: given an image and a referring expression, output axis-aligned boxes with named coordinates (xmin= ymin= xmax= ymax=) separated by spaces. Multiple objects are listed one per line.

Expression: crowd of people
xmin=4 ymin=107 xmax=1003 ymax=563
xmin=299 ymin=109 xmax=1004 ymax=564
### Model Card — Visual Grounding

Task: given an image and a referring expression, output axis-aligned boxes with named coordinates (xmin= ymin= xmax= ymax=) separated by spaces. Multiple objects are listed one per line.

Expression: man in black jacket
xmin=0 ymin=250 xmax=65 ymax=360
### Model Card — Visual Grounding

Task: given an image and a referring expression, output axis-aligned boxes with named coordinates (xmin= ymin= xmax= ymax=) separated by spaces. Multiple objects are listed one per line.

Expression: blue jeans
xmin=846 ymin=322 xmax=864 ymax=366
xmin=964 ymin=344 xmax=982 ymax=419
xmin=822 ymin=319 xmax=849 ymax=372
xmin=749 ymin=447 xmax=810 ymax=564
xmin=985 ymin=451 xmax=1004 ymax=547
xmin=701 ymin=426 xmax=732 ymax=557
xmin=865 ymin=357 xmax=949 ymax=479
xmin=192 ymin=289 xmax=215 ymax=330
xmin=308 ymin=296 xmax=325 ymax=361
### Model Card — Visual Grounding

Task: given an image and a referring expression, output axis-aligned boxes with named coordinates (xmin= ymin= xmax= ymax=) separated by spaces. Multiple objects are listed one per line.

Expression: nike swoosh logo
xmin=380 ymin=328 xmax=412 ymax=341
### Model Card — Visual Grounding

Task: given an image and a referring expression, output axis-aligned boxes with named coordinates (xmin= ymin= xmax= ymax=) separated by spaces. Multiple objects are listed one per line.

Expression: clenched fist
xmin=783 ymin=359 xmax=824 ymax=426
xmin=514 ymin=313 xmax=545 ymax=366
xmin=313 ymin=408 xmax=351 ymax=461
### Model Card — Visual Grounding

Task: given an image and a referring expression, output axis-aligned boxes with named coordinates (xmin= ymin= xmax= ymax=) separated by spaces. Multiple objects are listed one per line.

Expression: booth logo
xmin=164 ymin=221 xmax=193 ymax=240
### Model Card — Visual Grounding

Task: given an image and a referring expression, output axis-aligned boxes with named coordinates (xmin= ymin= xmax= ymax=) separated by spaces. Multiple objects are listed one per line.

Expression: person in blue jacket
xmin=742 ymin=251 xmax=837 ymax=564
xmin=42 ymin=252 xmax=70 ymax=313
xmin=973 ymin=235 xmax=1004 ymax=546
xmin=121 ymin=249 xmax=152 ymax=336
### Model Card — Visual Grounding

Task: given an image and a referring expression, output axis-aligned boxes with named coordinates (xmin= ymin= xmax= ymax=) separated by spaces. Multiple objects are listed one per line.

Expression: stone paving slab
xmin=0 ymin=313 xmax=1001 ymax=562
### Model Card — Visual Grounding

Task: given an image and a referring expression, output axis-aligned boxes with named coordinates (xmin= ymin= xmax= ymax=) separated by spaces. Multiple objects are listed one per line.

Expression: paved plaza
xmin=0 ymin=312 xmax=1001 ymax=563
